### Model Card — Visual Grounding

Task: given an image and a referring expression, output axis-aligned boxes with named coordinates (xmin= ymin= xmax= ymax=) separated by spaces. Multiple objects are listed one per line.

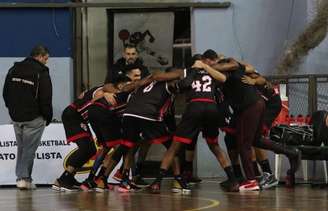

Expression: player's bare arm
xmin=193 ymin=60 xmax=226 ymax=82
xmin=151 ymin=68 xmax=185 ymax=81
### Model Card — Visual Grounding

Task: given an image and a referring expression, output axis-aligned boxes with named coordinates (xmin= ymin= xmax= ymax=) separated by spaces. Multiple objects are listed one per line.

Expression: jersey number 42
xmin=192 ymin=75 xmax=212 ymax=92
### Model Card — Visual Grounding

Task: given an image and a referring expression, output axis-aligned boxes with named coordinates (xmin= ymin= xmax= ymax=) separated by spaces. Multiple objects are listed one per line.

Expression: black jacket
xmin=105 ymin=57 xmax=150 ymax=83
xmin=3 ymin=57 xmax=53 ymax=125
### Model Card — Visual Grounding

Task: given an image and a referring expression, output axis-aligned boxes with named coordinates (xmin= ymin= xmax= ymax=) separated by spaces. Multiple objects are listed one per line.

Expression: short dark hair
xmin=124 ymin=43 xmax=138 ymax=52
xmin=202 ymin=49 xmax=218 ymax=60
xmin=190 ymin=54 xmax=203 ymax=66
xmin=30 ymin=45 xmax=49 ymax=57
xmin=124 ymin=63 xmax=141 ymax=74
xmin=115 ymin=75 xmax=132 ymax=85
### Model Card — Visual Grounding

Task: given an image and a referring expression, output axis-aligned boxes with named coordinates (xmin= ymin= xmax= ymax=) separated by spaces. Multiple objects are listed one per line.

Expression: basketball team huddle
xmin=52 ymin=45 xmax=302 ymax=194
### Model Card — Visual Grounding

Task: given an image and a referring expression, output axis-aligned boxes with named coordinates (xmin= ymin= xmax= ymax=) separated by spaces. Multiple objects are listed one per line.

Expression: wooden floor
xmin=1 ymin=179 xmax=328 ymax=211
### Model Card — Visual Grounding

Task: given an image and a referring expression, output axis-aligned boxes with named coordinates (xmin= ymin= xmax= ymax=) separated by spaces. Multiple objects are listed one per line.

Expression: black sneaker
xmin=71 ymin=177 xmax=82 ymax=188
xmin=171 ymin=177 xmax=191 ymax=194
xmin=132 ymin=175 xmax=149 ymax=187
xmin=118 ymin=179 xmax=142 ymax=193
xmin=52 ymin=178 xmax=79 ymax=192
xmin=220 ymin=179 xmax=239 ymax=192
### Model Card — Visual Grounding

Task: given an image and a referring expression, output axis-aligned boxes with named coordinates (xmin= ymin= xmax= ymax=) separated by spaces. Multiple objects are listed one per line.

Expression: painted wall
xmin=192 ymin=0 xmax=307 ymax=75
xmin=301 ymin=0 xmax=328 ymax=74
xmin=0 ymin=4 xmax=73 ymax=124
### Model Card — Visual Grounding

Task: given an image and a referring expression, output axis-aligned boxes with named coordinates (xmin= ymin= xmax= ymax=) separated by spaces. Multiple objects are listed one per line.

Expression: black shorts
xmin=88 ymin=103 xmax=123 ymax=148
xmin=122 ymin=116 xmax=171 ymax=148
xmin=263 ymin=95 xmax=282 ymax=129
xmin=217 ymin=100 xmax=234 ymax=128
xmin=220 ymin=112 xmax=237 ymax=136
xmin=224 ymin=132 xmax=237 ymax=150
xmin=163 ymin=111 xmax=176 ymax=133
xmin=62 ymin=106 xmax=92 ymax=143
xmin=173 ymin=102 xmax=219 ymax=145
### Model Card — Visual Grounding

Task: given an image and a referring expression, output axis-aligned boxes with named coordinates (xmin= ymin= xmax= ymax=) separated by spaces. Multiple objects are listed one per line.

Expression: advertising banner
xmin=0 ymin=124 xmax=119 ymax=185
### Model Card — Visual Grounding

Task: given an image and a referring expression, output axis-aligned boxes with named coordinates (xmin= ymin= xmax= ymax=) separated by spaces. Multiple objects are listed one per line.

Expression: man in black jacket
xmin=105 ymin=43 xmax=149 ymax=83
xmin=3 ymin=45 xmax=53 ymax=190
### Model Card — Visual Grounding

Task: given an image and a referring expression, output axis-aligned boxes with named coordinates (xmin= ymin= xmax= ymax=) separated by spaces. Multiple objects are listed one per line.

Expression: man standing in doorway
xmin=3 ymin=45 xmax=53 ymax=190
xmin=105 ymin=43 xmax=149 ymax=83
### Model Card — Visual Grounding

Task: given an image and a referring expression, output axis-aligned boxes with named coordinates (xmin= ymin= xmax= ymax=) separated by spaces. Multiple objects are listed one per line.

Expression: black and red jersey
xmin=222 ymin=67 xmax=261 ymax=113
xmin=69 ymin=86 xmax=102 ymax=121
xmin=179 ymin=68 xmax=218 ymax=103
xmin=123 ymin=81 xmax=173 ymax=121
xmin=92 ymin=91 xmax=130 ymax=116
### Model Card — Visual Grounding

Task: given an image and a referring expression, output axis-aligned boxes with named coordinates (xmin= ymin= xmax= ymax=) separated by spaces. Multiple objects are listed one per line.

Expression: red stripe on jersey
xmin=159 ymin=98 xmax=172 ymax=121
xmin=220 ymin=127 xmax=236 ymax=135
xmin=120 ymin=140 xmax=136 ymax=148
xmin=191 ymin=98 xmax=215 ymax=103
xmin=67 ymin=132 xmax=91 ymax=143
xmin=94 ymin=102 xmax=126 ymax=113
xmin=205 ymin=137 xmax=218 ymax=145
xmin=104 ymin=139 xmax=124 ymax=148
xmin=77 ymin=101 xmax=93 ymax=112
xmin=151 ymin=136 xmax=170 ymax=144
xmin=173 ymin=136 xmax=192 ymax=144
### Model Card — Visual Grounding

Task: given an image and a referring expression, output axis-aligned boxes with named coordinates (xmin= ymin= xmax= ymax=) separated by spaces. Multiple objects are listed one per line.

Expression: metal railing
xmin=267 ymin=74 xmax=328 ymax=115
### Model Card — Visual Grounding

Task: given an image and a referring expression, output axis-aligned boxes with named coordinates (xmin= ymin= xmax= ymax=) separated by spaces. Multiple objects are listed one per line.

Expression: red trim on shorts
xmin=220 ymin=127 xmax=236 ymax=135
xmin=120 ymin=140 xmax=135 ymax=148
xmin=191 ymin=98 xmax=215 ymax=103
xmin=151 ymin=136 xmax=170 ymax=144
xmin=173 ymin=136 xmax=192 ymax=144
xmin=205 ymin=137 xmax=218 ymax=145
xmin=67 ymin=132 xmax=91 ymax=143
xmin=104 ymin=139 xmax=123 ymax=148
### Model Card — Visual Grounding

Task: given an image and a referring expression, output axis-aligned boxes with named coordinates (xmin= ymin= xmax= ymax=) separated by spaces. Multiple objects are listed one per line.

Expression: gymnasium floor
xmin=1 ymin=179 xmax=328 ymax=211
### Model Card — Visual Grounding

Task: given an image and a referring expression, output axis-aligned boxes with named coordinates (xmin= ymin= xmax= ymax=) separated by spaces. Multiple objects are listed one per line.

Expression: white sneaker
xmin=26 ymin=181 xmax=37 ymax=190
xmin=17 ymin=180 xmax=27 ymax=190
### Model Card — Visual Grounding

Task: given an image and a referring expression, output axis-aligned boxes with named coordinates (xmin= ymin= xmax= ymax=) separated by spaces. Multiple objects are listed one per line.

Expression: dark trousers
xmin=236 ymin=99 xmax=265 ymax=180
